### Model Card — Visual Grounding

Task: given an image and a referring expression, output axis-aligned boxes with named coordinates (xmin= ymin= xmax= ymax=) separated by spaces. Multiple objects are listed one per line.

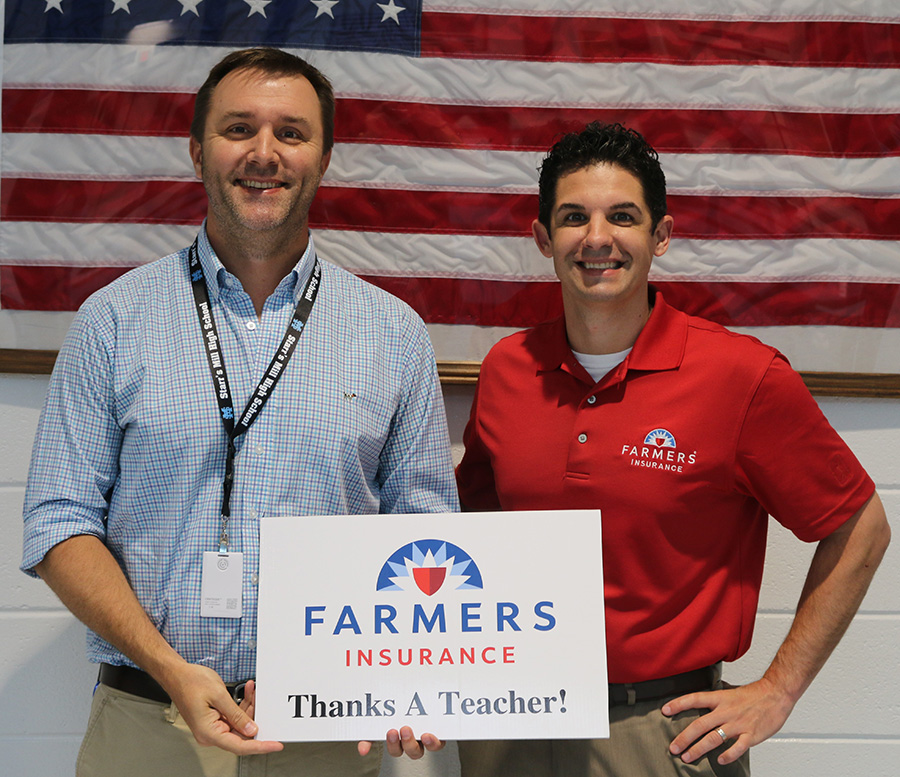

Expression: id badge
xmin=200 ymin=551 xmax=243 ymax=618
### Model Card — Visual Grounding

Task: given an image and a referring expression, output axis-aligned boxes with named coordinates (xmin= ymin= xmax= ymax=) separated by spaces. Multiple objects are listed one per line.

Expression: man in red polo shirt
xmin=454 ymin=122 xmax=890 ymax=776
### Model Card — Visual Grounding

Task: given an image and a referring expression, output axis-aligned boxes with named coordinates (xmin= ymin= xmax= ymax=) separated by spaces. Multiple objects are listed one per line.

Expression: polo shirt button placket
xmin=587 ymin=395 xmax=597 ymax=405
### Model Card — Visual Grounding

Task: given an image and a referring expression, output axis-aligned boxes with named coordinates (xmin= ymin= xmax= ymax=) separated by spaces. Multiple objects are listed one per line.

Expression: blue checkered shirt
xmin=22 ymin=228 xmax=459 ymax=681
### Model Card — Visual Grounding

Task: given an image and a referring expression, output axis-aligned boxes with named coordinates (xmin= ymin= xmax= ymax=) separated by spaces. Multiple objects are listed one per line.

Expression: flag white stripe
xmin=3 ymin=222 xmax=899 ymax=282
xmin=1 ymin=305 xmax=897 ymax=374
xmin=426 ymin=322 xmax=900 ymax=371
xmin=1 ymin=305 xmax=897 ymax=373
xmin=5 ymin=44 xmax=900 ymax=111
xmin=0 ymin=311 xmax=78 ymax=351
xmin=327 ymin=232 xmax=900 ymax=283
xmin=0 ymin=223 xmax=198 ymax=266
xmin=1 ymin=134 xmax=196 ymax=180
xmin=5 ymin=135 xmax=900 ymax=197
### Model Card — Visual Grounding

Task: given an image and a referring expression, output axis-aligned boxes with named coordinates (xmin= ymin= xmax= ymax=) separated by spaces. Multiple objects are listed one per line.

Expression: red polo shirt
xmin=456 ymin=292 xmax=874 ymax=683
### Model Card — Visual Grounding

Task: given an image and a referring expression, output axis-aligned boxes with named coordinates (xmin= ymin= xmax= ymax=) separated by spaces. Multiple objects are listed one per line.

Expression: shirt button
xmin=248 ymin=639 xmax=257 ymax=649
xmin=578 ymin=433 xmax=588 ymax=443
xmin=251 ymin=574 xmax=259 ymax=585
xmin=249 ymin=508 xmax=259 ymax=520
xmin=246 ymin=320 xmax=257 ymax=331
xmin=254 ymin=443 xmax=264 ymax=455
xmin=587 ymin=396 xmax=597 ymax=405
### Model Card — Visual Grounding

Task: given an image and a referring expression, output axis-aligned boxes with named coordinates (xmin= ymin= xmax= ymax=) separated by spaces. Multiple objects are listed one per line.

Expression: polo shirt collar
xmin=627 ymin=289 xmax=688 ymax=372
xmin=533 ymin=287 xmax=688 ymax=381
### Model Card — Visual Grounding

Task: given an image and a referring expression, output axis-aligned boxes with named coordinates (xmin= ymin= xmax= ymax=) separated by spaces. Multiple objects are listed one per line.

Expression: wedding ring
xmin=715 ymin=727 xmax=727 ymax=741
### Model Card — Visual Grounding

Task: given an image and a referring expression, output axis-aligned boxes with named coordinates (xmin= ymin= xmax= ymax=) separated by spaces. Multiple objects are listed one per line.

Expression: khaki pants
xmin=77 ymin=683 xmax=383 ymax=777
xmin=458 ymin=694 xmax=751 ymax=777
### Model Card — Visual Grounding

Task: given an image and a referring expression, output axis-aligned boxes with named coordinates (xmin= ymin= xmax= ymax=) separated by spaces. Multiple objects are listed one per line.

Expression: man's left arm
xmin=376 ymin=317 xmax=459 ymax=515
xmin=360 ymin=317 xmax=458 ymax=759
xmin=664 ymin=491 xmax=890 ymax=766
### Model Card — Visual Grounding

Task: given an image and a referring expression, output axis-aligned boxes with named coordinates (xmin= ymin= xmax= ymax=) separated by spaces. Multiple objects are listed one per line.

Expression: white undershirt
xmin=571 ymin=347 xmax=632 ymax=383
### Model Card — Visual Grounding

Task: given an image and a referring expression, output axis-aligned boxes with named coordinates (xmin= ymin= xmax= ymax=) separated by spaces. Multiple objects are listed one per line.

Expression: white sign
xmin=255 ymin=510 xmax=607 ymax=742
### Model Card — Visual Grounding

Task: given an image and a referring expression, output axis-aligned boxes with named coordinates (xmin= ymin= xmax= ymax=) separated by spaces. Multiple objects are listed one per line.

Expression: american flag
xmin=2 ymin=0 xmax=899 ymax=365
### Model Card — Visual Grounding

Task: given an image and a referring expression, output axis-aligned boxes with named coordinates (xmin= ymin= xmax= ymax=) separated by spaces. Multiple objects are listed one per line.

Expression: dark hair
xmin=537 ymin=122 xmax=667 ymax=231
xmin=190 ymin=47 xmax=335 ymax=153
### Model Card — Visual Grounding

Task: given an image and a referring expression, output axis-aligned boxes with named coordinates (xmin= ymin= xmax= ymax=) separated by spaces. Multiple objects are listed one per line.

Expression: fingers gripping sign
xmin=239 ymin=680 xmax=445 ymax=761
xmin=358 ymin=727 xmax=445 ymax=760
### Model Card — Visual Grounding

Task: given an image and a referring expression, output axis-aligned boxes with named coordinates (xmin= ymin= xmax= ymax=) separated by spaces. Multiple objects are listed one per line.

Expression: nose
xmin=582 ymin=217 xmax=613 ymax=251
xmin=247 ymin=127 xmax=278 ymax=167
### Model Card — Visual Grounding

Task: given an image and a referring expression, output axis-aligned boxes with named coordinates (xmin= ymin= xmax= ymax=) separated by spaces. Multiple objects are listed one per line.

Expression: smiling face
xmin=533 ymin=162 xmax=673 ymax=314
xmin=189 ymin=67 xmax=331 ymax=250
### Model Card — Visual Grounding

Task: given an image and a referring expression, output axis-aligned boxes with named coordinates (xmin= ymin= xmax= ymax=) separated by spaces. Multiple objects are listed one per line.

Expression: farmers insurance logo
xmin=302 ymin=537 xmax=553 ymax=643
xmin=376 ymin=540 xmax=484 ymax=596
xmin=621 ymin=427 xmax=697 ymax=473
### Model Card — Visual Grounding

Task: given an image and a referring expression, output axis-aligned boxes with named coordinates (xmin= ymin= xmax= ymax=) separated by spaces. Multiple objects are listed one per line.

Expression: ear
xmin=532 ymin=219 xmax=554 ymax=258
xmin=189 ymin=136 xmax=203 ymax=180
xmin=320 ymin=148 xmax=332 ymax=178
xmin=653 ymin=214 xmax=674 ymax=257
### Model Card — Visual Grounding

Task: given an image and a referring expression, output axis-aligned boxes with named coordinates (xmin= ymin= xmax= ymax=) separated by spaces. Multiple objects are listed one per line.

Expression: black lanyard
xmin=188 ymin=239 xmax=321 ymax=551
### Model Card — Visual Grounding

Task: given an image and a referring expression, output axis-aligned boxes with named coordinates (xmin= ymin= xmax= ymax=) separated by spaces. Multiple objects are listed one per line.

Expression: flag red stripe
xmin=0 ymin=265 xmax=132 ymax=311
xmin=4 ymin=88 xmax=898 ymax=158
xmin=364 ymin=276 xmax=900 ymax=328
xmin=4 ymin=178 xmax=898 ymax=240
xmin=1 ymin=179 xmax=208 ymax=225
xmin=4 ymin=264 xmax=899 ymax=327
xmin=420 ymin=13 xmax=900 ymax=67
xmin=343 ymin=103 xmax=900 ymax=158
xmin=652 ymin=280 xmax=900 ymax=328
xmin=1 ymin=88 xmax=196 ymax=136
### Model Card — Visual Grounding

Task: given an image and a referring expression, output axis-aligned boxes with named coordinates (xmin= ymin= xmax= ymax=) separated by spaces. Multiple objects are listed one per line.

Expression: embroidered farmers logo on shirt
xmin=620 ymin=428 xmax=697 ymax=473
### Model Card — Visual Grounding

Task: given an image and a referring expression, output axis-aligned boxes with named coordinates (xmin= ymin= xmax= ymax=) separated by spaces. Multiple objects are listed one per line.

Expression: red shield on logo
xmin=413 ymin=567 xmax=447 ymax=596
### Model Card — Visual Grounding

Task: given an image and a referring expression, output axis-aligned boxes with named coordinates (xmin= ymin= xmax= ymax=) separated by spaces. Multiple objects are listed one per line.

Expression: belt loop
xmin=625 ymin=685 xmax=636 ymax=706
xmin=164 ymin=702 xmax=178 ymax=724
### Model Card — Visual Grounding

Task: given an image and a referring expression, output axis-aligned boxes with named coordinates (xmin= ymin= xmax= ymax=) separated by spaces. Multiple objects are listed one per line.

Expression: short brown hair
xmin=538 ymin=122 xmax=667 ymax=232
xmin=190 ymin=47 xmax=335 ymax=152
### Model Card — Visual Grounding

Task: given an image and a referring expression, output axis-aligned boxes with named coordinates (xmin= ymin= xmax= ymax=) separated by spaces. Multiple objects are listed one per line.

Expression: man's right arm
xmin=35 ymin=534 xmax=282 ymax=756
xmin=25 ymin=294 xmax=280 ymax=755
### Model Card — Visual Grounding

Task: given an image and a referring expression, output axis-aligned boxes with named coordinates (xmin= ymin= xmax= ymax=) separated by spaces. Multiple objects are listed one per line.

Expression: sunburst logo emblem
xmin=643 ymin=428 xmax=676 ymax=448
xmin=375 ymin=539 xmax=483 ymax=596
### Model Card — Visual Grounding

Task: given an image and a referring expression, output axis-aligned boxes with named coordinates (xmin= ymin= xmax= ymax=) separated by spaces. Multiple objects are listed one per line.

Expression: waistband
xmin=98 ymin=663 xmax=248 ymax=705
xmin=608 ymin=663 xmax=721 ymax=706
xmin=100 ymin=661 xmax=719 ymax=708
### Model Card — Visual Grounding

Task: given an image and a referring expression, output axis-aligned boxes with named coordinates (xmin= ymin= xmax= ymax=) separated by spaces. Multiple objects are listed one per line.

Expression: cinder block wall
xmin=2 ymin=376 xmax=897 ymax=776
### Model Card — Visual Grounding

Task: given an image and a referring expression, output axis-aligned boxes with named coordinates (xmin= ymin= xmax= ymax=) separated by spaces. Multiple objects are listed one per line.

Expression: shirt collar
xmin=194 ymin=222 xmax=317 ymax=306
xmin=533 ymin=288 xmax=687 ymax=381
xmin=627 ymin=288 xmax=688 ymax=372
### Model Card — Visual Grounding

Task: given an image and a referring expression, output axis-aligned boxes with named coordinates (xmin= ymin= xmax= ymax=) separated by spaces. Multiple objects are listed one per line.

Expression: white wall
xmin=2 ymin=375 xmax=897 ymax=776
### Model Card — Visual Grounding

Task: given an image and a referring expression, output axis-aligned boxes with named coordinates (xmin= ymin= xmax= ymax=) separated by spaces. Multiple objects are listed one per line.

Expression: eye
xmin=225 ymin=124 xmax=251 ymax=137
xmin=279 ymin=128 xmax=305 ymax=142
xmin=561 ymin=211 xmax=587 ymax=225
xmin=610 ymin=211 xmax=635 ymax=225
